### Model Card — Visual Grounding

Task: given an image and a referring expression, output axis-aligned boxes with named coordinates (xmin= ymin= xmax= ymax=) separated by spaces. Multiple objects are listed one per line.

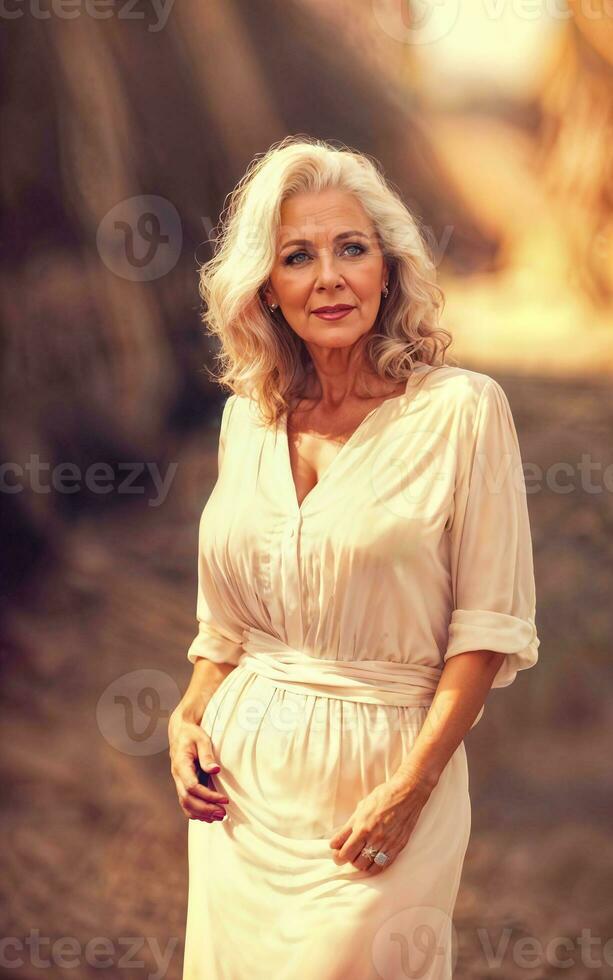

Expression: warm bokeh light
xmin=415 ymin=0 xmax=563 ymax=98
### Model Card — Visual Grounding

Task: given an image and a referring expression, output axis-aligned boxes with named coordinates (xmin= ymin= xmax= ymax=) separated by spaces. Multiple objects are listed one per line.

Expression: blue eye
xmin=283 ymin=243 xmax=366 ymax=266
xmin=284 ymin=250 xmax=309 ymax=266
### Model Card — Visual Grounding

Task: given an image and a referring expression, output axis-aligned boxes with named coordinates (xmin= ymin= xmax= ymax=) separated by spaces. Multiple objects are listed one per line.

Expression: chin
xmin=312 ymin=332 xmax=363 ymax=348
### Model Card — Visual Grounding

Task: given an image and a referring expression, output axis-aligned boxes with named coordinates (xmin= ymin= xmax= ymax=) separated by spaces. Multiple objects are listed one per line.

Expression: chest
xmin=286 ymin=402 xmax=389 ymax=509
xmin=205 ymin=395 xmax=456 ymax=601
xmin=286 ymin=379 xmax=415 ymax=506
xmin=285 ymin=430 xmax=343 ymax=507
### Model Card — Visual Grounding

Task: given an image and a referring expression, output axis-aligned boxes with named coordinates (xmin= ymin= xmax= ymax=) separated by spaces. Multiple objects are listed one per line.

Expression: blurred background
xmin=1 ymin=0 xmax=612 ymax=977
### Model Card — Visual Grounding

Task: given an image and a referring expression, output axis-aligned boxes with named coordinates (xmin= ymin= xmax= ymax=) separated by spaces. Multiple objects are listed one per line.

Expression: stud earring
xmin=269 ymin=302 xmax=278 ymax=311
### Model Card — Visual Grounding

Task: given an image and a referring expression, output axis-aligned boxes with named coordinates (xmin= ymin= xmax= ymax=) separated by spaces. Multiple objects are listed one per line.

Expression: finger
xmin=186 ymin=781 xmax=229 ymax=804
xmin=328 ymin=824 xmax=351 ymax=850
xmin=365 ymin=830 xmax=407 ymax=874
xmin=175 ymin=748 xmax=228 ymax=803
xmin=184 ymin=798 xmax=227 ymax=822
xmin=195 ymin=739 xmax=221 ymax=777
xmin=181 ymin=771 xmax=229 ymax=810
xmin=366 ymin=846 xmax=397 ymax=875
xmin=352 ymin=841 xmax=379 ymax=871
xmin=176 ymin=784 xmax=227 ymax=821
xmin=336 ymin=831 xmax=369 ymax=865
xmin=171 ymin=767 xmax=227 ymax=819
xmin=343 ymin=833 xmax=367 ymax=865
xmin=184 ymin=754 xmax=228 ymax=803
xmin=174 ymin=751 xmax=204 ymax=791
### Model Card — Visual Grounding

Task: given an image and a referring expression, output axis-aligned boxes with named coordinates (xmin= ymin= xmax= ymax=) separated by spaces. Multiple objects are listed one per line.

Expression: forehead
xmin=278 ymin=189 xmax=373 ymax=244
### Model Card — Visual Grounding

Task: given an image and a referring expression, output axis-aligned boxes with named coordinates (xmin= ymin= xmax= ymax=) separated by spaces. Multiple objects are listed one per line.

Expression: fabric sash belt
xmin=237 ymin=626 xmax=443 ymax=708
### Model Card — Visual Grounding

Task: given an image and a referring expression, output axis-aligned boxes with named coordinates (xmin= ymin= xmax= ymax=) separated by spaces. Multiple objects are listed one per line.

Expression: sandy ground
xmin=2 ymin=364 xmax=612 ymax=980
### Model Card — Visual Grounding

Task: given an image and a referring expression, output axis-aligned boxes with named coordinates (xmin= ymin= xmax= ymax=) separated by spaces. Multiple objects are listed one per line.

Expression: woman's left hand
xmin=328 ymin=770 xmax=436 ymax=875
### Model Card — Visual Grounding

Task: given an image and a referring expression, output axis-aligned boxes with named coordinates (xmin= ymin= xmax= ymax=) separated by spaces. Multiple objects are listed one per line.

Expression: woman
xmin=169 ymin=136 xmax=540 ymax=980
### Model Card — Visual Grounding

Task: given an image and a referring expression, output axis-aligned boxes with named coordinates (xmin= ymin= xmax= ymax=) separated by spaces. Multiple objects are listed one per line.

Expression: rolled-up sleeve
xmin=186 ymin=395 xmax=244 ymax=666
xmin=444 ymin=378 xmax=540 ymax=688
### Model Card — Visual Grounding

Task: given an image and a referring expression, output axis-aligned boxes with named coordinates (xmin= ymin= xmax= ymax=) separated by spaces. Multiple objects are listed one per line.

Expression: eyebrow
xmin=280 ymin=230 xmax=370 ymax=251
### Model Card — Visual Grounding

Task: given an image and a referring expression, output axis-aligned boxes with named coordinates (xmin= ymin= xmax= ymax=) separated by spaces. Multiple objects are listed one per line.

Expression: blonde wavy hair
xmin=198 ymin=134 xmax=455 ymax=426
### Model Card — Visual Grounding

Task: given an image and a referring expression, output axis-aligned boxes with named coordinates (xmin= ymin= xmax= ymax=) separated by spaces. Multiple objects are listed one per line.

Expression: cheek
xmin=275 ymin=273 xmax=311 ymax=307
xmin=352 ymin=267 xmax=384 ymax=305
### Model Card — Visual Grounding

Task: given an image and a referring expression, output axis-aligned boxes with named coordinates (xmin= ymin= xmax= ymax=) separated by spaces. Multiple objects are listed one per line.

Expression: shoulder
xmin=421 ymin=365 xmax=510 ymax=425
xmin=219 ymin=392 xmax=238 ymax=428
xmin=223 ymin=392 xmax=259 ymax=424
xmin=415 ymin=367 xmax=517 ymax=453
xmin=219 ymin=392 xmax=273 ymax=441
xmin=225 ymin=391 xmax=286 ymax=433
xmin=422 ymin=364 xmax=502 ymax=401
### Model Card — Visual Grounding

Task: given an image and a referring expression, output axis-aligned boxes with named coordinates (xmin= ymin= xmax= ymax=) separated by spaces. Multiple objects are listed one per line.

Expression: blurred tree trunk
xmin=535 ymin=7 xmax=613 ymax=306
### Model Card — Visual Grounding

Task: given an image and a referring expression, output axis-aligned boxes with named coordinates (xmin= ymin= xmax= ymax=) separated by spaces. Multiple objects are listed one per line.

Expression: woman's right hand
xmin=168 ymin=709 xmax=230 ymax=822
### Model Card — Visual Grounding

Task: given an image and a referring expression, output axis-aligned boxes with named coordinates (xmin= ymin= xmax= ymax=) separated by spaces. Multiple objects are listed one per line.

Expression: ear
xmin=261 ymin=284 xmax=275 ymax=307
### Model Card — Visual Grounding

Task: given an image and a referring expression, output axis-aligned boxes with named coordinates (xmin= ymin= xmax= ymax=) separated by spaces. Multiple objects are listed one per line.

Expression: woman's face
xmin=264 ymin=189 xmax=388 ymax=350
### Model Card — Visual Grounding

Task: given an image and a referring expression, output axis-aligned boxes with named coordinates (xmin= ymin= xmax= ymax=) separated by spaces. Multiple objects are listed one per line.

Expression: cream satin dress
xmin=182 ymin=363 xmax=540 ymax=980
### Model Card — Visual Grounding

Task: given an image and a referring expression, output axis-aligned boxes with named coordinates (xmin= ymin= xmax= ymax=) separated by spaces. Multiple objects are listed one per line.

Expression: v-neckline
xmin=280 ymin=365 xmax=431 ymax=515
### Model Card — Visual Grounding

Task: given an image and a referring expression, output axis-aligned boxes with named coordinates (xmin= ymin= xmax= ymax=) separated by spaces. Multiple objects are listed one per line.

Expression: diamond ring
xmin=373 ymin=850 xmax=389 ymax=866
xmin=360 ymin=845 xmax=389 ymax=866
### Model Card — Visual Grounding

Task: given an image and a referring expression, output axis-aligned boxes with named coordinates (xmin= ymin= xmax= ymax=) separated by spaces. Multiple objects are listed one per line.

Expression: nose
xmin=313 ymin=249 xmax=344 ymax=292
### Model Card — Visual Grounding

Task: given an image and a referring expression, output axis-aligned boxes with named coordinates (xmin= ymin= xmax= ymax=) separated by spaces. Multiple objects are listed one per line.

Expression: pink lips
xmin=312 ymin=305 xmax=355 ymax=321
